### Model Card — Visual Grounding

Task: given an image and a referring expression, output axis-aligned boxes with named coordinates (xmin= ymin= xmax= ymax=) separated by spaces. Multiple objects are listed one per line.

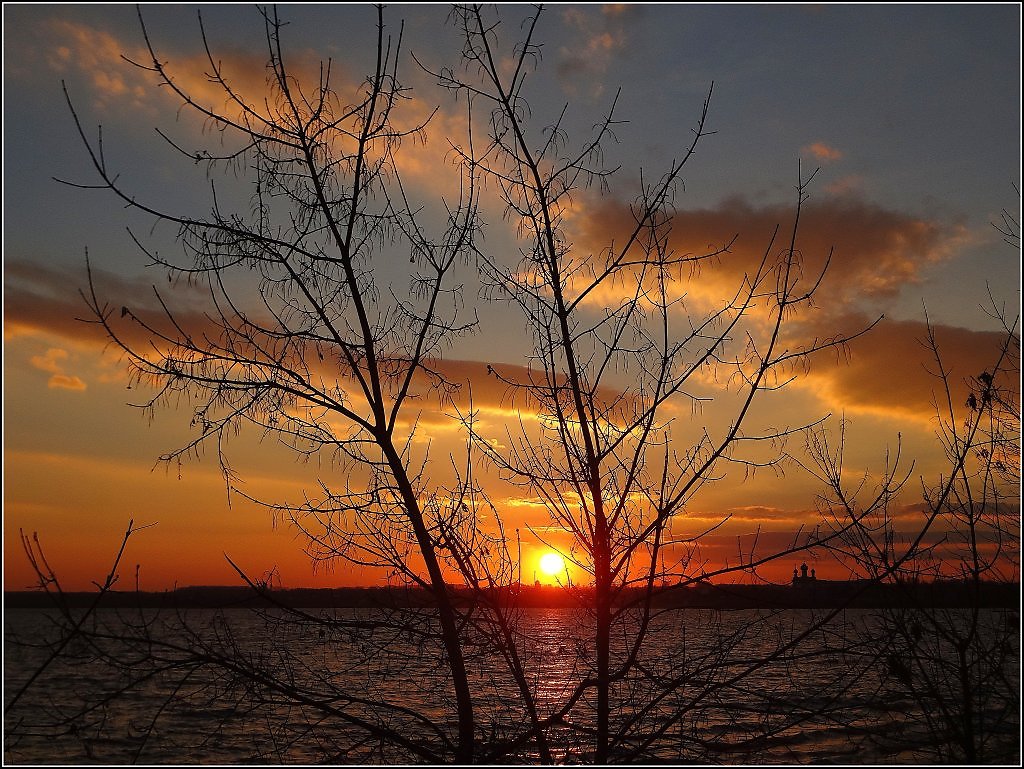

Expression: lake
xmin=4 ymin=605 xmax=1019 ymax=764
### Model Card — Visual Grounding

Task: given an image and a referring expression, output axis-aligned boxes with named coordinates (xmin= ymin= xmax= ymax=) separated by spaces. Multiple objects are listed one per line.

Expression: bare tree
xmin=32 ymin=5 xmax=507 ymax=762
xmin=802 ymin=288 xmax=1020 ymax=761
xmin=426 ymin=4 xmax=882 ymax=762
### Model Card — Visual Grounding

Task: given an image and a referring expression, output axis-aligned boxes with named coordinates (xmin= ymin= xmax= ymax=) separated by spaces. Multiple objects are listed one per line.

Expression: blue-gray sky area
xmin=4 ymin=4 xmax=1020 ymax=589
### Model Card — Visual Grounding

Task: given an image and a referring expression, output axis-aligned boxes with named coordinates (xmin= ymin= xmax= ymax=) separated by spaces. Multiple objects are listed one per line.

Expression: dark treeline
xmin=5 ymin=580 xmax=1018 ymax=611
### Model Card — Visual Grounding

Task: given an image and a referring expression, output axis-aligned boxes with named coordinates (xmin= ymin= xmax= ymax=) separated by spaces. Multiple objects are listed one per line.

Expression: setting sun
xmin=538 ymin=552 xmax=565 ymax=577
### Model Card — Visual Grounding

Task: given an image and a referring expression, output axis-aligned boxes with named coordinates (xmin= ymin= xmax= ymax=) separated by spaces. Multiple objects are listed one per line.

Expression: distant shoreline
xmin=4 ymin=580 xmax=1018 ymax=611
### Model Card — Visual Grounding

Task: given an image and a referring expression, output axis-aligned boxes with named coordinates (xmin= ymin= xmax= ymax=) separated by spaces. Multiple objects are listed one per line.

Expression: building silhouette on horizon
xmin=792 ymin=562 xmax=817 ymax=585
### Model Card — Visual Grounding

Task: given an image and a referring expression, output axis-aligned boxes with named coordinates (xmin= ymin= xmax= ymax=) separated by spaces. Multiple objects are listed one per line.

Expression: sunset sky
xmin=3 ymin=4 xmax=1020 ymax=591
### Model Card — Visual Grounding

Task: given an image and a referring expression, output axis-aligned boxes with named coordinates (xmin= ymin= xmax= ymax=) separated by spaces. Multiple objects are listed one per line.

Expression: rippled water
xmin=4 ymin=606 xmax=1019 ymax=764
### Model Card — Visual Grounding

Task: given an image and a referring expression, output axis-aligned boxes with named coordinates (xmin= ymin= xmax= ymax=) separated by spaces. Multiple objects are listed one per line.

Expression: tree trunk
xmin=594 ymin=528 xmax=611 ymax=763
xmin=384 ymin=440 xmax=475 ymax=762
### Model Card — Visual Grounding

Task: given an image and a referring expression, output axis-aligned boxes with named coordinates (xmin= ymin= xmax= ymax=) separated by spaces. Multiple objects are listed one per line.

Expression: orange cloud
xmin=46 ymin=15 xmax=471 ymax=224
xmin=46 ymin=373 xmax=87 ymax=391
xmin=715 ymin=505 xmax=813 ymax=524
xmin=12 ymin=241 xmax=1011 ymax=429
xmin=557 ymin=5 xmax=643 ymax=93
xmin=4 ymin=258 xmax=216 ymax=350
xmin=29 ymin=348 xmax=87 ymax=391
xmin=44 ymin=19 xmax=153 ymax=112
xmin=803 ymin=141 xmax=844 ymax=162
xmin=4 ymin=256 xmax=631 ymax=429
xmin=602 ymin=5 xmax=633 ymax=17
xmin=568 ymin=194 xmax=964 ymax=309
xmin=45 ymin=17 xmax=329 ymax=119
xmin=25 ymin=347 xmax=62 ymax=374
xmin=796 ymin=312 xmax=1018 ymax=422
xmin=825 ymin=175 xmax=865 ymax=197
xmin=543 ymin=192 xmax=1002 ymax=425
